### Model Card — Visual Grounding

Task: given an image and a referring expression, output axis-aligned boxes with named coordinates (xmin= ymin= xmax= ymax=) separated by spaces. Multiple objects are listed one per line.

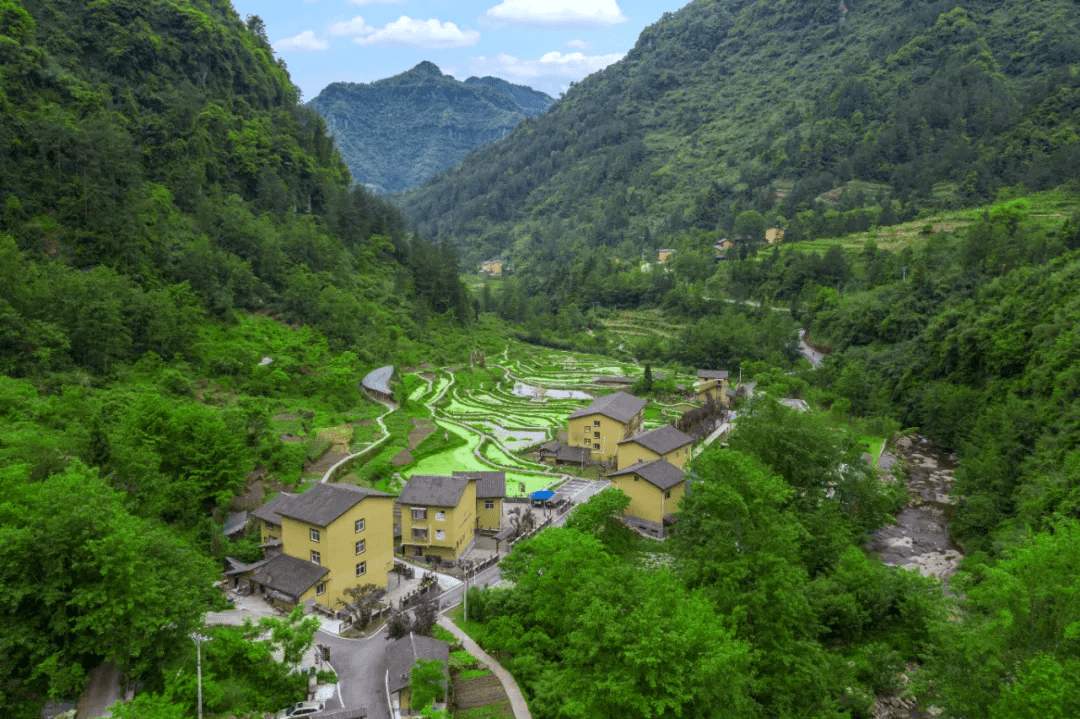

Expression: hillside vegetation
xmin=0 ymin=1 xmax=477 ymax=715
xmin=399 ymin=0 xmax=1080 ymax=279
xmin=309 ymin=62 xmax=555 ymax=194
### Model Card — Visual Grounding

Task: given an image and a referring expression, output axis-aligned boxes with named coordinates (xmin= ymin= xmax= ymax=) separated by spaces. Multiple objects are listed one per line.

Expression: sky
xmin=227 ymin=0 xmax=692 ymax=101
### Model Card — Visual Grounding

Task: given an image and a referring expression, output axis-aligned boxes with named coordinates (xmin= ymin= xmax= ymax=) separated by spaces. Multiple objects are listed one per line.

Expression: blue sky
xmin=227 ymin=0 xmax=691 ymax=100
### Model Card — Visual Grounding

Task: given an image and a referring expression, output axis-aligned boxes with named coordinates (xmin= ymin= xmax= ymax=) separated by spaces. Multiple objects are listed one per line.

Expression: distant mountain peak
xmin=309 ymin=68 xmax=556 ymax=194
xmin=409 ymin=61 xmax=443 ymax=77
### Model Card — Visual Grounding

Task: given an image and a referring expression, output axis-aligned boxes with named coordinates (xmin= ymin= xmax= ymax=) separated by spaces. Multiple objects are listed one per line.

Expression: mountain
xmin=308 ymin=62 xmax=556 ymax=194
xmin=397 ymin=0 xmax=1080 ymax=276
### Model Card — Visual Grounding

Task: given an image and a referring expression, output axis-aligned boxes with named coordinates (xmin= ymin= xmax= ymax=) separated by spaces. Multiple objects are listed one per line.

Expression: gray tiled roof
xmin=453 ymin=471 xmax=506 ymax=499
xmin=223 ymin=510 xmax=249 ymax=536
xmin=249 ymin=553 xmax=328 ymax=599
xmin=609 ymin=458 xmax=686 ymax=491
xmin=251 ymin=492 xmax=295 ymax=526
xmin=568 ymin=391 xmax=647 ymax=423
xmin=698 ymin=369 xmax=729 ymax=380
xmin=385 ymin=634 xmax=450 ymax=693
xmin=593 ymin=376 xmax=631 ymax=385
xmin=618 ymin=425 xmax=693 ymax=455
xmin=539 ymin=440 xmax=562 ymax=453
xmin=362 ymin=365 xmax=394 ymax=394
xmin=556 ymin=445 xmax=590 ymax=464
xmin=276 ymin=483 xmax=392 ymax=528
xmin=398 ymin=475 xmax=470 ymax=508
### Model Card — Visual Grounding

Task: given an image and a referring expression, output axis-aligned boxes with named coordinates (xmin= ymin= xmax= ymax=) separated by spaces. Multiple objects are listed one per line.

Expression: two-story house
xmin=567 ymin=392 xmax=647 ymax=462
xmin=397 ymin=475 xmax=477 ymax=561
xmin=696 ymin=369 xmax=730 ymax=405
xmin=616 ymin=424 xmax=695 ymax=471
xmin=452 ymin=471 xmax=505 ymax=532
xmin=608 ymin=459 xmax=688 ymax=538
xmin=243 ymin=483 xmax=394 ymax=611
xmin=251 ymin=491 xmax=295 ymax=554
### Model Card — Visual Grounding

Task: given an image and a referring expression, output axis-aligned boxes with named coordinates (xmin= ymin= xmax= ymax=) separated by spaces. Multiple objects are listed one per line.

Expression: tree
xmin=734 ymin=210 xmax=765 ymax=242
xmin=0 ymin=462 xmax=216 ymax=708
xmin=563 ymin=487 xmax=636 ymax=556
xmin=337 ymin=583 xmax=386 ymax=629
xmin=258 ymin=607 xmax=320 ymax=669
xmin=409 ymin=658 xmax=446 ymax=711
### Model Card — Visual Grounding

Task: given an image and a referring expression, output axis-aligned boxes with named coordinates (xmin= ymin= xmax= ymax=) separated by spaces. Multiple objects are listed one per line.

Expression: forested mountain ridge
xmin=398 ymin=0 xmax=1080 ymax=279
xmin=0 ymin=1 xmax=476 ymax=715
xmin=309 ymin=62 xmax=555 ymax=194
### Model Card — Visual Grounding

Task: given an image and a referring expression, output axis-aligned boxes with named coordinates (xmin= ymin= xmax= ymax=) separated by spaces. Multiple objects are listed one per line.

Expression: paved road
xmin=317 ymin=627 xmax=391 ymax=719
xmin=798 ymin=329 xmax=823 ymax=366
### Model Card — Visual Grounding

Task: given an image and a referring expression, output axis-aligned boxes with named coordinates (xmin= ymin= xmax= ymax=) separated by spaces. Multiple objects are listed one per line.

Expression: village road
xmin=317 ymin=627 xmax=391 ymax=719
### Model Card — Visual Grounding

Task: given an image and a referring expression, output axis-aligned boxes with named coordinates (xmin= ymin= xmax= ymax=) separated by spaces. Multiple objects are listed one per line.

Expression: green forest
xmin=308 ymin=62 xmax=555 ymax=195
xmin=3 ymin=0 xmax=1080 ymax=717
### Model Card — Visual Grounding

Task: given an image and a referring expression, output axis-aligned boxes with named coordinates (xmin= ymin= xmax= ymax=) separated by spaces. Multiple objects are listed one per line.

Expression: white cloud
xmin=484 ymin=0 xmax=627 ymax=29
xmin=354 ymin=16 xmax=480 ymax=48
xmin=348 ymin=0 xmax=405 ymax=4
xmin=470 ymin=50 xmax=624 ymax=96
xmin=325 ymin=16 xmax=375 ymax=37
xmin=274 ymin=30 xmax=329 ymax=52
xmin=565 ymin=39 xmax=592 ymax=50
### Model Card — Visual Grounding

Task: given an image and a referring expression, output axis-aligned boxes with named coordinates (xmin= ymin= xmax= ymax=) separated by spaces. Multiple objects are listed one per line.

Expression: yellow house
xmin=616 ymin=424 xmax=695 ymax=471
xmin=453 ymin=471 xmax=505 ymax=532
xmin=658 ymin=249 xmax=675 ymax=263
xmin=567 ymin=392 xmax=647 ymax=462
xmin=386 ymin=634 xmax=450 ymax=714
xmin=245 ymin=484 xmax=395 ymax=612
xmin=695 ymin=369 xmax=730 ymax=405
xmin=398 ymin=475 xmax=478 ymax=561
xmin=717 ymin=239 xmax=737 ymax=250
xmin=480 ymin=259 xmax=504 ymax=276
xmin=609 ymin=459 xmax=687 ymax=538
xmin=251 ymin=491 xmax=295 ymax=552
xmin=765 ymin=226 xmax=786 ymax=244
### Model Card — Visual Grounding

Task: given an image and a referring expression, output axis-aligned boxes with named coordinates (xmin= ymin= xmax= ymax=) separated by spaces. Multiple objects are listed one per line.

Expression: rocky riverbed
xmin=866 ymin=435 xmax=964 ymax=584
xmin=866 ymin=434 xmax=962 ymax=719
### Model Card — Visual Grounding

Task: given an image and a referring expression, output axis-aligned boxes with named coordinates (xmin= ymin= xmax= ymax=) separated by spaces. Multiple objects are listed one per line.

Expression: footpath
xmin=436 ymin=617 xmax=532 ymax=719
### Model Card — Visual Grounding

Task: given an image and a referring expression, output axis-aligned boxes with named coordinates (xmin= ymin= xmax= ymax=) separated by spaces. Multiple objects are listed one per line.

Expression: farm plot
xmin=361 ymin=340 xmax=700 ymax=498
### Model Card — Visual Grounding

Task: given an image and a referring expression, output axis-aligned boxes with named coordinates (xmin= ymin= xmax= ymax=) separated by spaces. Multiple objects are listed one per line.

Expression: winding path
xmin=320 ymin=395 xmax=397 ymax=484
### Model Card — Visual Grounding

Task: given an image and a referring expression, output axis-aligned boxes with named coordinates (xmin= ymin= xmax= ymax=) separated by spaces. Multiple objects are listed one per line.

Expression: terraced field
xmin=378 ymin=341 xmax=698 ymax=496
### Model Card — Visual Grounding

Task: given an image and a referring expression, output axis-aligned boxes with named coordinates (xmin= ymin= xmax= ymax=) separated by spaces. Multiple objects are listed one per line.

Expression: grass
xmin=453 ymin=702 xmax=513 ymax=718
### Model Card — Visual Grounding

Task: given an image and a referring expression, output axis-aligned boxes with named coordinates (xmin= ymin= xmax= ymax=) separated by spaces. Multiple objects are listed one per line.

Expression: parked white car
xmin=275 ymin=700 xmax=325 ymax=718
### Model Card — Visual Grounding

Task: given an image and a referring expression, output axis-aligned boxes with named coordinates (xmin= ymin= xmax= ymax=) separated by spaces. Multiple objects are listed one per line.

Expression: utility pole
xmin=463 ymin=567 xmax=469 ymax=622
xmin=190 ymin=633 xmax=211 ymax=719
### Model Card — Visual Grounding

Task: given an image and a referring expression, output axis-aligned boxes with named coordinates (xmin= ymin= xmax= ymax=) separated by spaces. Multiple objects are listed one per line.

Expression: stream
xmin=865 ymin=435 xmax=964 ymax=585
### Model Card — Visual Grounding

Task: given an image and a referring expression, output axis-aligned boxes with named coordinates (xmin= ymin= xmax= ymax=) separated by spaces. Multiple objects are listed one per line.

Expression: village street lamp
xmin=189 ymin=633 xmax=211 ymax=719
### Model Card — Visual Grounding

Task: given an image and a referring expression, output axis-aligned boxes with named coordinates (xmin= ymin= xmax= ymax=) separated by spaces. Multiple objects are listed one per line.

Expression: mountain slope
xmin=398 ymin=0 xmax=1080 ymax=274
xmin=309 ymin=62 xmax=555 ymax=194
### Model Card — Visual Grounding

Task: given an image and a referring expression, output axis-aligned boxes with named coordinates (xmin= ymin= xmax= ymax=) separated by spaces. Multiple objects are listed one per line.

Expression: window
xmin=354 ymin=519 xmax=365 ymax=533
xmin=485 ymin=500 xmax=495 ymax=510
xmin=355 ymin=561 xmax=366 ymax=577
xmin=355 ymin=539 xmax=365 ymax=555
xmin=593 ymin=443 xmax=600 ymax=450
xmin=411 ymin=527 xmax=428 ymax=540
xmin=593 ymin=431 xmax=600 ymax=438
xmin=310 ymin=550 xmax=321 ymax=565
xmin=316 ymin=582 xmax=326 ymax=596
xmin=411 ymin=508 xmax=427 ymax=520
xmin=664 ymin=490 xmax=671 ymax=499
xmin=435 ymin=530 xmax=446 ymax=541
xmin=593 ymin=420 xmax=600 ymax=426
xmin=412 ymin=546 xmax=423 ymax=557
xmin=310 ymin=528 xmax=320 ymax=542
xmin=435 ymin=511 xmax=445 ymax=522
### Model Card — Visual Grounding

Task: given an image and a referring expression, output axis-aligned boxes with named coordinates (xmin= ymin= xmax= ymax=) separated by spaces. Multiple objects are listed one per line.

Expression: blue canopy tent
xmin=530 ymin=490 xmax=555 ymax=507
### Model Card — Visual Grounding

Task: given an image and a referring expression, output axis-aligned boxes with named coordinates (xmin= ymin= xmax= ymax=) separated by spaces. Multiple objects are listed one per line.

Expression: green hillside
xmin=0 ymin=2 xmax=478 ymax=715
xmin=398 ymin=0 xmax=1080 ymax=277
xmin=309 ymin=62 xmax=555 ymax=194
